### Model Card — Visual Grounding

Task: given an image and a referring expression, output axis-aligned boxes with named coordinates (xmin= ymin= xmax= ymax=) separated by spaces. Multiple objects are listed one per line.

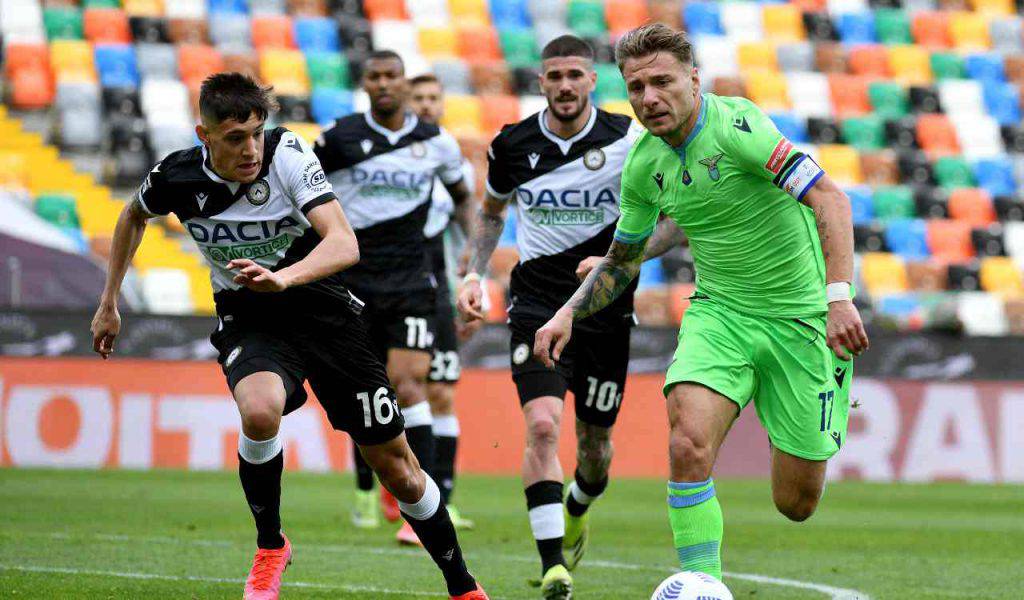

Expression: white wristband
xmin=826 ymin=282 xmax=851 ymax=304
xmin=462 ymin=272 xmax=482 ymax=285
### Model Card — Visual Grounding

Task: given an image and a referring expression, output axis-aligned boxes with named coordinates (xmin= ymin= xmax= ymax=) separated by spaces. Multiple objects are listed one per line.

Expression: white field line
xmin=5 ymin=531 xmax=870 ymax=599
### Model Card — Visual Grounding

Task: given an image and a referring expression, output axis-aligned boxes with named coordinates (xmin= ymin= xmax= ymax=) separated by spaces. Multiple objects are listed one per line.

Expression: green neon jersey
xmin=616 ymin=93 xmax=828 ymax=318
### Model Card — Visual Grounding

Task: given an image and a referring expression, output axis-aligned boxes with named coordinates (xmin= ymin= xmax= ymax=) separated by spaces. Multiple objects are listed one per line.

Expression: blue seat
xmin=500 ymin=210 xmax=517 ymax=246
xmin=982 ymin=81 xmax=1021 ymax=126
xmin=964 ymin=53 xmax=1005 ymax=83
xmin=836 ymin=12 xmax=876 ymax=45
xmin=208 ymin=0 xmax=248 ymax=14
xmin=876 ymin=294 xmax=920 ymax=319
xmin=638 ymin=257 xmax=666 ymax=289
xmin=490 ymin=0 xmax=531 ymax=29
xmin=295 ymin=17 xmax=339 ymax=53
xmin=973 ymin=158 xmax=1017 ymax=198
xmin=311 ymin=88 xmax=353 ymax=125
xmin=846 ymin=186 xmax=874 ymax=225
xmin=769 ymin=112 xmax=808 ymax=143
xmin=683 ymin=2 xmax=723 ymax=36
xmin=885 ymin=219 xmax=930 ymax=259
xmin=94 ymin=44 xmax=139 ymax=88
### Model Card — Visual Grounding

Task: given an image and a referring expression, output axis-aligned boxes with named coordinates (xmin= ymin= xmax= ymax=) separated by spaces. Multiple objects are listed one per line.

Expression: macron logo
xmin=360 ymin=139 xmax=373 ymax=154
xmin=528 ymin=152 xmax=540 ymax=169
xmin=195 ymin=192 xmax=208 ymax=211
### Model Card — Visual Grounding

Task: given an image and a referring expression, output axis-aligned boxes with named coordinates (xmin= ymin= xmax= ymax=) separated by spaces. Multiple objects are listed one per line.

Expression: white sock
xmin=398 ymin=471 xmax=441 ymax=521
xmin=402 ymin=401 xmax=433 ymax=429
xmin=238 ymin=433 xmax=281 ymax=465
xmin=432 ymin=414 xmax=459 ymax=437
xmin=528 ymin=503 xmax=564 ymax=540
xmin=569 ymin=480 xmax=598 ymax=506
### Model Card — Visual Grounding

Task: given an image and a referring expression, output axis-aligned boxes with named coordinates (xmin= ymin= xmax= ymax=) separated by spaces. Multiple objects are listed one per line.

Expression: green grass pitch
xmin=0 ymin=469 xmax=1020 ymax=599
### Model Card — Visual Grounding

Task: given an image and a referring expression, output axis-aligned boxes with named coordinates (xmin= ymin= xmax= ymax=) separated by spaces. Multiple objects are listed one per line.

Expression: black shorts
xmin=356 ymin=289 xmax=437 ymax=361
xmin=210 ymin=313 xmax=405 ymax=445
xmin=427 ymin=239 xmax=460 ymax=383
xmin=508 ymin=314 xmax=631 ymax=428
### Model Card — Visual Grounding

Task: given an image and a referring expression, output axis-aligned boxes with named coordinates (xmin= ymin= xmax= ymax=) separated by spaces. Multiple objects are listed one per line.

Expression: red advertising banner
xmin=1 ymin=358 xmax=1021 ymax=482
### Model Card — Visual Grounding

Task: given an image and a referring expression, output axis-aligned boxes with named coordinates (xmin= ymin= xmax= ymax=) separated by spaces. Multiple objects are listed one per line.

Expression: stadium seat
xmin=874 ymin=294 xmax=922 ymax=323
xmin=909 ymin=85 xmax=941 ymax=113
xmin=123 ymin=0 xmax=162 ymax=16
xmin=837 ymin=12 xmax=876 ymax=45
xmin=10 ymin=68 xmax=56 ymax=108
xmin=208 ymin=0 xmax=247 ymax=14
xmin=916 ymin=114 xmax=960 ymax=157
xmin=786 ymin=72 xmax=831 ymax=118
xmin=50 ymin=40 xmax=96 ymax=80
xmin=848 ymin=45 xmax=889 ymax=78
xmin=83 ymin=9 xmax=131 ymax=44
xmin=964 ymin=52 xmax=1005 ymax=83
xmin=362 ymin=0 xmax=407 ymax=20
xmin=973 ymin=158 xmax=1017 ymax=197
xmin=4 ymin=43 xmax=49 ymax=80
xmin=419 ymin=26 xmax=457 ymax=59
xmin=934 ymin=155 xmax=975 ymax=189
xmin=808 ymin=116 xmax=842 ymax=144
xmin=306 ymin=51 xmax=348 ymax=89
xmin=295 ymin=17 xmax=339 ymax=53
xmin=979 ymin=256 xmax=1023 ymax=294
xmin=989 ymin=16 xmax=1022 ymax=54
xmin=888 ymin=44 xmax=932 ymax=85
xmin=249 ymin=0 xmax=287 ymax=14
xmin=260 ymin=49 xmax=309 ymax=95
xmin=457 ymin=24 xmax=502 ymax=62
xmin=499 ymin=28 xmax=540 ymax=68
xmin=872 ymin=185 xmax=915 ymax=221
xmin=862 ymin=152 xmax=898 ymax=186
xmin=817 ymin=144 xmax=862 ymax=184
xmin=847 ymin=186 xmax=874 ymax=224
xmin=44 ymin=7 xmax=84 ymax=40
xmin=141 ymin=268 xmax=194 ymax=314
xmin=950 ymin=114 xmax=1004 ymax=159
xmin=973 ymin=224 xmax=1007 ymax=258
xmin=874 ymin=8 xmax=913 ymax=45
xmin=1004 ymin=222 xmax=1024 ymax=259
xmin=746 ymin=70 xmax=790 ymax=111
xmin=885 ymin=218 xmax=930 ymax=258
xmin=60 ymin=106 xmax=103 ymax=148
xmin=803 ymin=11 xmax=837 ymax=42
xmin=842 ymin=115 xmax=885 ymax=150
xmin=971 ymin=0 xmax=1014 ymax=15
xmin=930 ymin=51 xmax=965 ymax=81
xmin=861 ymin=252 xmax=908 ymax=295
xmin=720 ymin=2 xmax=762 ymax=42
xmin=449 ymin=0 xmax=490 ymax=24
xmin=129 ymin=16 xmax=170 ymax=44
xmin=433 ymin=59 xmax=472 ymax=94
xmin=950 ymin=12 xmax=991 ymax=51
xmin=939 ymin=80 xmax=985 ymax=117
xmin=906 ymin=259 xmax=949 ymax=291
xmin=762 ymin=4 xmax=805 ymax=41
xmin=178 ymin=44 xmax=224 ymax=85
xmin=209 ymin=13 xmax=251 ymax=48
xmin=34 ymin=193 xmax=80 ymax=229
xmin=927 ymin=219 xmax=975 ymax=261
xmin=958 ymin=291 xmax=1008 ymax=335
xmin=769 ymin=112 xmax=808 ymax=143
xmin=605 ymin=0 xmax=648 ymax=35
xmin=683 ymin=2 xmax=723 ymax=35
xmin=776 ymin=42 xmax=815 ymax=73
xmin=737 ymin=41 xmax=778 ymax=74
xmin=982 ymin=81 xmax=1021 ymax=125
xmin=310 ymin=88 xmax=353 ymax=124
xmin=135 ymin=43 xmax=178 ymax=80
xmin=490 ymin=0 xmax=530 ymax=29
xmin=900 ymin=151 xmax=935 ymax=186
xmin=167 ymin=17 xmax=209 ymax=44
xmin=948 ymin=188 xmax=997 ymax=226
xmin=166 ymin=0 xmax=206 ymax=19
xmin=94 ymin=44 xmax=140 ymax=88
xmin=469 ymin=61 xmax=512 ymax=95
xmin=694 ymin=35 xmax=739 ymax=82
xmin=828 ymin=74 xmax=870 ymax=117
xmin=442 ymin=95 xmax=483 ymax=136
xmin=479 ymin=94 xmax=520 ymax=135
xmin=868 ymin=81 xmax=908 ymax=118
xmin=595 ymin=63 xmax=627 ymax=102
xmin=911 ymin=11 xmax=951 ymax=49
xmin=251 ymin=15 xmax=295 ymax=49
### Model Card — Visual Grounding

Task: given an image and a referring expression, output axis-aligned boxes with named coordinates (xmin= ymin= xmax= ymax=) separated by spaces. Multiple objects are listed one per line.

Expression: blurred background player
xmin=458 ymin=35 xmax=682 ymax=600
xmin=313 ymin=52 xmax=477 ymax=546
xmin=90 ymin=73 xmax=487 ymax=600
xmin=535 ymin=24 xmax=868 ymax=583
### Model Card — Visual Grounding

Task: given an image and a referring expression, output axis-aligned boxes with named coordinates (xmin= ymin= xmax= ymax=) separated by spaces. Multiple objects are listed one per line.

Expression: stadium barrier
xmin=1 ymin=357 xmax=1021 ymax=483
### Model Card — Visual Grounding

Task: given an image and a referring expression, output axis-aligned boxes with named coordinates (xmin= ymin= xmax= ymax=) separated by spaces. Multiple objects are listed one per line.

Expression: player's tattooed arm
xmin=567 ymin=237 xmax=647 ymax=320
xmin=465 ymin=192 xmax=508 ymax=277
xmin=444 ymin=179 xmax=476 ymax=240
xmin=642 ymin=216 xmax=686 ymax=260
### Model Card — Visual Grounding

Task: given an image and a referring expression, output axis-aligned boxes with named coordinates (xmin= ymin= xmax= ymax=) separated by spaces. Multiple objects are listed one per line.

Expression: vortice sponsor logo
xmin=528 ymin=207 xmax=604 ymax=226
xmin=204 ymin=234 xmax=291 ymax=262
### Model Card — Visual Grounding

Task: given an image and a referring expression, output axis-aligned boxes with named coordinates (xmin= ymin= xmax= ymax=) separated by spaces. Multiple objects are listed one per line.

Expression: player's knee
xmin=773 ymin=489 xmax=820 ymax=522
xmin=238 ymin=399 xmax=282 ymax=438
xmin=427 ymin=383 xmax=455 ymax=414
xmin=393 ymin=375 xmax=427 ymax=407
xmin=668 ymin=428 xmax=713 ymax=480
xmin=526 ymin=417 xmax=560 ymax=450
xmin=374 ymin=449 xmax=423 ymax=499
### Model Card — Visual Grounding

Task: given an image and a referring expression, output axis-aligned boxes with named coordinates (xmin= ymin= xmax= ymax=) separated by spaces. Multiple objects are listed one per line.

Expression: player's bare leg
xmin=428 ymin=381 xmax=473 ymax=529
xmin=770 ymin=449 xmax=827 ymax=522
xmin=665 ymin=383 xmax=739 ymax=580
xmin=563 ymin=420 xmax=613 ymax=570
xmin=388 ymin=347 xmax=436 ymax=545
xmin=234 ymin=372 xmax=291 ymax=600
xmin=360 ymin=435 xmax=486 ymax=598
xmin=521 ymin=396 xmax=572 ymax=598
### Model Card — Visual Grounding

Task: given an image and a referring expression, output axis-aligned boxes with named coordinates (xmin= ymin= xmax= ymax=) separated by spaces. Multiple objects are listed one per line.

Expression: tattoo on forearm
xmin=568 ymin=239 xmax=646 ymax=320
xmin=467 ymin=208 xmax=504 ymax=276
xmin=813 ymin=205 xmax=831 ymax=264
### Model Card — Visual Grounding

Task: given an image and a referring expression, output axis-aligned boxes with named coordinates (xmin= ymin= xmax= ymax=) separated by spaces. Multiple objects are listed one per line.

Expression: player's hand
xmin=456 ymin=279 xmax=485 ymax=322
xmin=455 ymin=317 xmax=482 ymax=341
xmin=534 ymin=308 xmax=573 ymax=369
xmin=90 ymin=303 xmax=121 ymax=360
xmin=827 ymin=300 xmax=869 ymax=361
xmin=228 ymin=259 xmax=288 ymax=292
xmin=575 ymin=256 xmax=604 ymax=281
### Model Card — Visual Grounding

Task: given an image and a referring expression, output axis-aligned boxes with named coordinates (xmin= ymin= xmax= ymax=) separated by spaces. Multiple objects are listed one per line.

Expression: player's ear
xmin=195 ymin=123 xmax=209 ymax=146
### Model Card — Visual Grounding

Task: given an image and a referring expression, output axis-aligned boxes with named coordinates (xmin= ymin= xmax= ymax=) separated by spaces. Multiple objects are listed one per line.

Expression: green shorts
xmin=665 ymin=299 xmax=852 ymax=461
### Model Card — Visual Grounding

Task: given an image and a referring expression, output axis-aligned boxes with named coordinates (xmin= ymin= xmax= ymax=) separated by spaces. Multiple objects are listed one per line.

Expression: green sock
xmin=667 ymin=478 xmax=723 ymax=579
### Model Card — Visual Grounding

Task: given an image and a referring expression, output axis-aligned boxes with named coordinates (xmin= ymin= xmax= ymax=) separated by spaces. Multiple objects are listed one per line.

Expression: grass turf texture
xmin=0 ymin=469 xmax=1020 ymax=599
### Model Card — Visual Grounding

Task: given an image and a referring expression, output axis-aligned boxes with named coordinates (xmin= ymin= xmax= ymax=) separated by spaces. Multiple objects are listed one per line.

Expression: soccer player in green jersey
xmin=535 ymin=24 xmax=869 ymax=580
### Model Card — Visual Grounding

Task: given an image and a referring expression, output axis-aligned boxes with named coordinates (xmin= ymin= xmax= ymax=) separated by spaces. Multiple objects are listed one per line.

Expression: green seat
xmin=499 ymin=28 xmax=540 ymax=68
xmin=594 ymin=62 xmax=627 ymax=102
xmin=567 ymin=0 xmax=607 ymax=38
xmin=82 ymin=0 xmax=121 ymax=8
xmin=873 ymin=186 xmax=915 ymax=220
xmin=306 ymin=52 xmax=349 ymax=90
xmin=929 ymin=52 xmax=964 ymax=80
xmin=933 ymin=156 xmax=975 ymax=189
xmin=868 ymin=82 xmax=908 ymax=119
xmin=874 ymin=9 xmax=912 ymax=45
xmin=35 ymin=194 xmax=80 ymax=229
xmin=43 ymin=8 xmax=83 ymax=40
xmin=842 ymin=115 xmax=886 ymax=151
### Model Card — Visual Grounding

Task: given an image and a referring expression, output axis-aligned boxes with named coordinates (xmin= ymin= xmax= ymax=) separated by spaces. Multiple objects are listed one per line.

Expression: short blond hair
xmin=614 ymin=23 xmax=694 ymax=70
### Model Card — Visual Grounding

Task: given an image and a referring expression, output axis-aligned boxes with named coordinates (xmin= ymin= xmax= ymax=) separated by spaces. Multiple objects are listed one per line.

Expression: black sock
xmin=525 ymin=481 xmax=566 ymax=574
xmin=566 ymin=468 xmax=609 ymax=517
xmin=434 ymin=434 xmax=457 ymax=504
xmin=238 ymin=451 xmax=284 ymax=550
xmin=404 ymin=424 xmax=436 ymax=479
xmin=401 ymin=481 xmax=476 ymax=596
xmin=353 ymin=440 xmax=374 ymax=491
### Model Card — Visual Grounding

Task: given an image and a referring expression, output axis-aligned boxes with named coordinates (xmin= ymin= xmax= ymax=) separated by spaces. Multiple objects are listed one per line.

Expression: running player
xmin=534 ymin=24 xmax=868 ymax=581
xmin=457 ymin=35 xmax=681 ymax=599
xmin=90 ymin=73 xmax=487 ymax=600
xmin=314 ymin=52 xmax=477 ymax=545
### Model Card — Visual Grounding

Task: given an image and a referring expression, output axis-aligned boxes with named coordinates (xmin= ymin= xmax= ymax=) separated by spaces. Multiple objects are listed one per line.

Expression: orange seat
xmin=223 ymin=52 xmax=260 ymax=81
xmin=916 ymin=114 xmax=960 ymax=157
xmin=761 ymin=4 xmax=805 ymax=41
xmin=252 ymin=15 xmax=295 ymax=49
xmin=926 ymin=219 xmax=975 ymax=261
xmin=289 ymin=0 xmax=327 ymax=17
xmin=648 ymin=0 xmax=682 ymax=29
xmin=828 ymin=74 xmax=871 ymax=117
xmin=911 ymin=11 xmax=951 ymax=49
xmin=670 ymin=283 xmax=697 ymax=323
xmin=484 ymin=277 xmax=508 ymax=323
xmin=168 ymin=17 xmax=209 ymax=44
xmin=980 ymin=256 xmax=1024 ymax=294
xmin=906 ymin=260 xmax=949 ymax=291
xmin=10 ymin=68 xmax=55 ymax=109
xmin=458 ymin=25 xmax=501 ymax=62
xmin=790 ymin=0 xmax=827 ymax=10
xmin=469 ymin=61 xmax=512 ymax=95
xmin=814 ymin=42 xmax=848 ymax=73
xmin=178 ymin=44 xmax=225 ymax=85
xmin=4 ymin=43 xmax=50 ymax=79
xmin=84 ymin=8 xmax=132 ymax=44
xmin=362 ymin=0 xmax=407 ymax=20
xmin=848 ymin=45 xmax=890 ymax=78
xmin=860 ymin=151 xmax=899 ymax=185
xmin=606 ymin=0 xmax=650 ymax=34
xmin=948 ymin=188 xmax=996 ymax=227
xmin=480 ymin=94 xmax=520 ymax=136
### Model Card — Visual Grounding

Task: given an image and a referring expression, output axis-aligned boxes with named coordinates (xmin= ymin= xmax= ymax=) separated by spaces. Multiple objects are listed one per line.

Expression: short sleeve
xmin=277 ymin=131 xmax=336 ymax=214
xmin=485 ymin=130 xmax=515 ymax=200
xmin=614 ymin=144 xmax=659 ymax=244
xmin=727 ymin=99 xmax=825 ymax=202
xmin=461 ymin=160 xmax=477 ymax=197
xmin=134 ymin=163 xmax=170 ymax=217
xmin=312 ymin=122 xmax=344 ymax=174
xmin=434 ymin=129 xmax=466 ymax=186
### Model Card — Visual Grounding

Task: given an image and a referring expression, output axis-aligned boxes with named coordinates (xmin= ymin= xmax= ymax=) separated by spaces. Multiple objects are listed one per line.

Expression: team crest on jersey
xmin=246 ymin=179 xmax=271 ymax=205
xmin=682 ymin=169 xmax=692 ymax=186
xmin=513 ymin=343 xmax=530 ymax=365
xmin=410 ymin=142 xmax=427 ymax=158
xmin=583 ymin=148 xmax=606 ymax=170
xmin=699 ymin=153 xmax=724 ymax=181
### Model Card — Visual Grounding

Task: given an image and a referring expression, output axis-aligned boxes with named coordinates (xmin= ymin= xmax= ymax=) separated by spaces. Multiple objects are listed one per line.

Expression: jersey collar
xmin=667 ymin=93 xmax=708 ymax=164
xmin=200 ymin=145 xmax=241 ymax=194
xmin=365 ymin=111 xmax=418 ymax=146
xmin=538 ymin=105 xmax=597 ymax=156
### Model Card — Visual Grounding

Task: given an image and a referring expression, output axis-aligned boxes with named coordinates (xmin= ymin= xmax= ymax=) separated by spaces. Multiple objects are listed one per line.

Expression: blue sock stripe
xmin=676 ymin=540 xmax=720 ymax=566
xmin=667 ymin=485 xmax=716 ymax=508
xmin=667 ymin=478 xmax=713 ymax=491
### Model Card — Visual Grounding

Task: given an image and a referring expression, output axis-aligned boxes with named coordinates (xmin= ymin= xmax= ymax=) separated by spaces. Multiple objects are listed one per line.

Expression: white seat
xmin=1013 ymin=154 xmax=1024 ymax=195
xmin=1 ymin=0 xmax=43 ymax=39
xmin=136 ymin=43 xmax=178 ymax=81
xmin=827 ymin=0 xmax=869 ymax=14
xmin=55 ymin=80 xmax=100 ymax=112
xmin=786 ymin=72 xmax=833 ymax=119
xmin=59 ymin=108 xmax=102 ymax=148
xmin=248 ymin=0 xmax=286 ymax=15
xmin=141 ymin=79 xmax=191 ymax=119
xmin=721 ymin=2 xmax=763 ymax=43
xmin=519 ymin=95 xmax=549 ymax=119
xmin=528 ymin=0 xmax=567 ymax=24
xmin=407 ymin=0 xmax=450 ymax=27
xmin=957 ymin=292 xmax=1008 ymax=336
xmin=209 ymin=14 xmax=251 ymax=48
xmin=990 ymin=17 xmax=1023 ymax=54
xmin=938 ymin=80 xmax=985 ymax=117
xmin=371 ymin=20 xmax=419 ymax=60
xmin=777 ymin=42 xmax=815 ymax=73
xmin=433 ymin=60 xmax=472 ymax=95
xmin=1003 ymin=222 xmax=1024 ymax=261
xmin=141 ymin=268 xmax=194 ymax=315
xmin=902 ymin=0 xmax=937 ymax=11
xmin=693 ymin=35 xmax=738 ymax=81
xmin=165 ymin=0 xmax=207 ymax=19
xmin=148 ymin=120 xmax=197 ymax=159
xmin=534 ymin=22 xmax=572 ymax=50
xmin=951 ymin=115 xmax=1005 ymax=160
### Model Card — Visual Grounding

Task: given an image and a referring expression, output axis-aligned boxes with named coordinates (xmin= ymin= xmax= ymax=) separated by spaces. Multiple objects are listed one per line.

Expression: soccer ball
xmin=651 ymin=571 xmax=733 ymax=600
